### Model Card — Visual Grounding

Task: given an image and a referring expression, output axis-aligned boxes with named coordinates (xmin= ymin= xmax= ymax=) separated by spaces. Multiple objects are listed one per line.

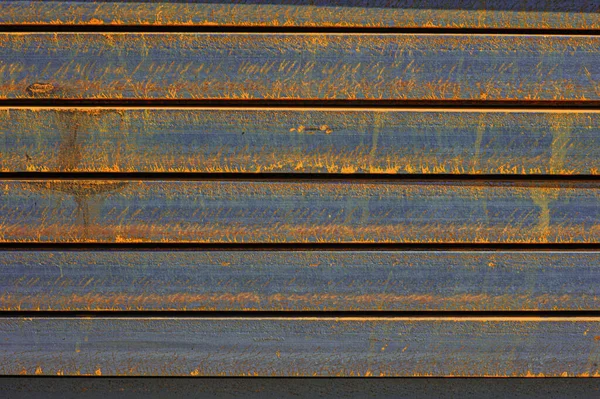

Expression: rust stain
xmin=26 ymin=82 xmax=54 ymax=96
xmin=18 ymin=108 xmax=128 ymax=240
xmin=54 ymin=111 xmax=85 ymax=172
xmin=24 ymin=180 xmax=128 ymax=241
xmin=549 ymin=113 xmax=572 ymax=174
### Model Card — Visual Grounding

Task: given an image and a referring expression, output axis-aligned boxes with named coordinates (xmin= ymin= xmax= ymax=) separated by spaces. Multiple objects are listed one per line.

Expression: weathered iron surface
xmin=0 ymin=1 xmax=597 ymax=30
xmin=1 ymin=180 xmax=598 ymax=243
xmin=1 ymin=1 xmax=599 ymax=382
xmin=3 ymin=317 xmax=600 ymax=376
xmin=0 ymin=34 xmax=598 ymax=100
xmin=1 ymin=250 xmax=599 ymax=311
xmin=2 ymin=108 xmax=598 ymax=174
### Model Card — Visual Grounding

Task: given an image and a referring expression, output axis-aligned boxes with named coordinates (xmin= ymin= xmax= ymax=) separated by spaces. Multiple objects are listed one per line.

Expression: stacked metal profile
xmin=0 ymin=0 xmax=599 ymax=379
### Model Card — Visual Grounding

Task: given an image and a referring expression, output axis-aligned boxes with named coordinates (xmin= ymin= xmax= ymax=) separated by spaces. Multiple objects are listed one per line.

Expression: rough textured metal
xmin=1 ymin=1 xmax=599 ymax=382
xmin=0 ymin=1 xmax=597 ymax=30
xmin=1 ymin=180 xmax=598 ymax=243
xmin=0 ymin=34 xmax=598 ymax=100
xmin=3 ymin=317 xmax=600 ymax=376
xmin=1 ymin=250 xmax=600 ymax=311
xmin=2 ymin=108 xmax=598 ymax=174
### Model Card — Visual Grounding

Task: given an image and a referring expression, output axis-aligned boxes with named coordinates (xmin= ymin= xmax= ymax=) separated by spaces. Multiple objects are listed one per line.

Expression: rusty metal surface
xmin=1 ymin=250 xmax=600 ymax=311
xmin=3 ymin=317 xmax=600 ymax=376
xmin=1 ymin=180 xmax=598 ymax=243
xmin=1 ymin=108 xmax=598 ymax=174
xmin=0 ymin=34 xmax=599 ymax=101
xmin=0 ymin=1 xmax=597 ymax=30
xmin=1 ymin=0 xmax=599 ymax=381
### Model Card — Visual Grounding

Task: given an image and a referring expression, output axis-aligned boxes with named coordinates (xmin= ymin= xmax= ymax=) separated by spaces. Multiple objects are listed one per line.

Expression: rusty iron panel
xmin=0 ymin=250 xmax=599 ymax=311
xmin=0 ymin=34 xmax=599 ymax=101
xmin=3 ymin=317 xmax=600 ymax=376
xmin=1 ymin=108 xmax=598 ymax=175
xmin=0 ymin=179 xmax=598 ymax=243
xmin=0 ymin=0 xmax=599 ymax=382
xmin=0 ymin=1 xmax=597 ymax=30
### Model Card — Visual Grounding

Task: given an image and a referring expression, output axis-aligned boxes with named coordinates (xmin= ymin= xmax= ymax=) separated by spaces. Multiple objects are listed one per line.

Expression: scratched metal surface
xmin=0 ymin=1 xmax=598 ymax=30
xmin=4 ymin=377 xmax=600 ymax=399
xmin=1 ymin=180 xmax=598 ymax=243
xmin=1 ymin=108 xmax=598 ymax=174
xmin=1 ymin=251 xmax=599 ymax=311
xmin=1 ymin=34 xmax=599 ymax=100
xmin=3 ymin=317 xmax=600 ymax=376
